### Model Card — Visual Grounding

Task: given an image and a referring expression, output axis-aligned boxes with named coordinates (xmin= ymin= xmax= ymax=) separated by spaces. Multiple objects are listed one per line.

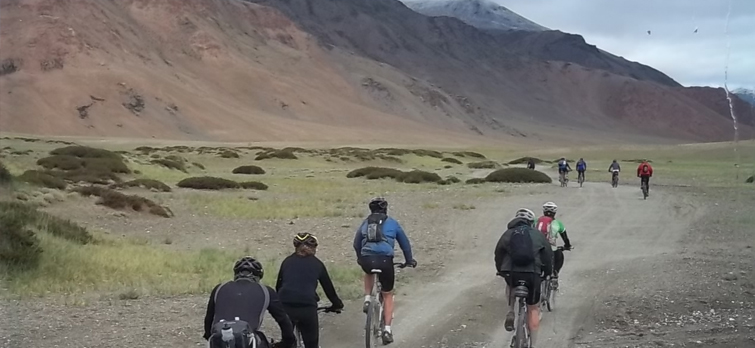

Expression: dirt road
xmin=321 ymin=176 xmax=701 ymax=348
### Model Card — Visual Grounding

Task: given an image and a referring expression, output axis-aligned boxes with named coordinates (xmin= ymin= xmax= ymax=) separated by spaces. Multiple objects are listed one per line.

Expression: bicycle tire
xmin=365 ymin=275 xmax=379 ymax=348
xmin=550 ymin=288 xmax=557 ymax=311
xmin=515 ymin=298 xmax=529 ymax=348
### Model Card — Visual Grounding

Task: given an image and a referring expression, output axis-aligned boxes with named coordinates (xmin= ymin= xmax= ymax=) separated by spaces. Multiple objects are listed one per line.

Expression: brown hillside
xmin=0 ymin=0 xmax=752 ymax=144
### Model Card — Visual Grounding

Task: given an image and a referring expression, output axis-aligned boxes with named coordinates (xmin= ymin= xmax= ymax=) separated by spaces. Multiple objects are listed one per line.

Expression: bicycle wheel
xmin=550 ymin=286 xmax=558 ymax=311
xmin=515 ymin=298 xmax=528 ymax=348
xmin=365 ymin=276 xmax=380 ymax=348
xmin=295 ymin=326 xmax=304 ymax=348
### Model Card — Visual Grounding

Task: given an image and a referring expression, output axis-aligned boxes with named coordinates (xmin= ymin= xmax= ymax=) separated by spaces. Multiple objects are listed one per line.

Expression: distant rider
xmin=557 ymin=158 xmax=572 ymax=182
xmin=353 ymin=197 xmax=417 ymax=345
xmin=636 ymin=160 xmax=654 ymax=194
xmin=495 ymin=208 xmax=553 ymax=348
xmin=204 ymin=257 xmax=295 ymax=348
xmin=576 ymin=158 xmax=587 ymax=182
xmin=276 ymin=233 xmax=344 ymax=348
xmin=608 ymin=160 xmax=621 ymax=184
xmin=527 ymin=158 xmax=536 ymax=170
xmin=535 ymin=202 xmax=572 ymax=278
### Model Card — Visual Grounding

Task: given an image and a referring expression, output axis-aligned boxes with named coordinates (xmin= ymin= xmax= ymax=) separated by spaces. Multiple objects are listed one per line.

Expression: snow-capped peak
xmin=402 ymin=0 xmax=548 ymax=32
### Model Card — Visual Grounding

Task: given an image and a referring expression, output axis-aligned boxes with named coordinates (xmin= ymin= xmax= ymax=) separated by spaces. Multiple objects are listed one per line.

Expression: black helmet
xmin=233 ymin=256 xmax=264 ymax=280
xmin=368 ymin=197 xmax=388 ymax=213
xmin=293 ymin=232 xmax=319 ymax=248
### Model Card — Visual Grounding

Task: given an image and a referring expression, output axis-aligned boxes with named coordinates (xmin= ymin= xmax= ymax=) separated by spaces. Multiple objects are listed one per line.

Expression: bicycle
xmin=559 ymin=171 xmax=569 ymax=187
xmin=365 ymin=262 xmax=410 ymax=348
xmin=577 ymin=171 xmax=585 ymax=187
xmin=641 ymin=179 xmax=649 ymax=200
xmin=294 ymin=305 xmax=341 ymax=348
xmin=611 ymin=170 xmax=619 ymax=188
xmin=540 ymin=246 xmax=573 ymax=313
xmin=510 ymin=279 xmax=531 ymax=348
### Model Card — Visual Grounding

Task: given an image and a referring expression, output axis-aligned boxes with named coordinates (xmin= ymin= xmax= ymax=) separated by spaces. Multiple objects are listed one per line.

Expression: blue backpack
xmin=577 ymin=161 xmax=586 ymax=171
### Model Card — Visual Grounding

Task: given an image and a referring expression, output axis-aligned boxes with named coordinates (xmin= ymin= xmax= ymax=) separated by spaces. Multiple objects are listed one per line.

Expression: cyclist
xmin=636 ymin=160 xmax=654 ymax=194
xmin=608 ymin=160 xmax=621 ymax=183
xmin=495 ymin=208 xmax=553 ymax=348
xmin=535 ymin=202 xmax=573 ymax=279
xmin=527 ymin=158 xmax=536 ymax=170
xmin=557 ymin=158 xmax=572 ymax=183
xmin=204 ymin=257 xmax=295 ymax=348
xmin=576 ymin=158 xmax=587 ymax=183
xmin=353 ymin=197 xmax=417 ymax=345
xmin=276 ymin=233 xmax=344 ymax=348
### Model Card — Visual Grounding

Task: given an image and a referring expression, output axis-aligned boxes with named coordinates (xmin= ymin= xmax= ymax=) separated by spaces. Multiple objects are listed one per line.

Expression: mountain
xmin=734 ymin=88 xmax=755 ymax=106
xmin=402 ymin=0 xmax=547 ymax=32
xmin=0 ymin=0 xmax=752 ymax=144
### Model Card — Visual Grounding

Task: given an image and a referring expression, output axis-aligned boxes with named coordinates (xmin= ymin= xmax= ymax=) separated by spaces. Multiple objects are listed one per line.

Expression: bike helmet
xmin=543 ymin=201 xmax=558 ymax=214
xmin=514 ymin=208 xmax=536 ymax=223
xmin=368 ymin=197 xmax=388 ymax=213
xmin=233 ymin=256 xmax=264 ymax=280
xmin=293 ymin=232 xmax=319 ymax=248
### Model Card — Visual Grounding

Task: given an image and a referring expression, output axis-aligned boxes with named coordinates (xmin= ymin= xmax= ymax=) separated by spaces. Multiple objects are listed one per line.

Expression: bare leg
xmin=363 ymin=274 xmax=373 ymax=296
xmin=528 ymin=304 xmax=541 ymax=346
xmin=382 ymin=291 xmax=395 ymax=326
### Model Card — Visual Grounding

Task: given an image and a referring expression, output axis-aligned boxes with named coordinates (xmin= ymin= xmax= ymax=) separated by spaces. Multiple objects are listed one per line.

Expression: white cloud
xmin=493 ymin=0 xmax=755 ymax=89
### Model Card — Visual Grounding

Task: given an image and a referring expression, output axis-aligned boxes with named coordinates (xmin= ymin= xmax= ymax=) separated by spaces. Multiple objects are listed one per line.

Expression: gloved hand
xmin=326 ymin=301 xmax=344 ymax=313
xmin=563 ymin=244 xmax=572 ymax=251
xmin=406 ymin=259 xmax=418 ymax=268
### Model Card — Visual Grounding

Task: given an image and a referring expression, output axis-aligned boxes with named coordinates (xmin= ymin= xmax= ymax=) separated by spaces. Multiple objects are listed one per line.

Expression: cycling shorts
xmin=502 ymin=272 xmax=541 ymax=306
xmin=358 ymin=255 xmax=395 ymax=292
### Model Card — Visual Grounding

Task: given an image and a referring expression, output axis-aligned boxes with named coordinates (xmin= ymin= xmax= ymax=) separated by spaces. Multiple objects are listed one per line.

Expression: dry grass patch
xmin=75 ymin=186 xmax=173 ymax=218
xmin=150 ymin=158 xmax=187 ymax=172
xmin=0 ymin=161 xmax=11 ymax=185
xmin=116 ymin=179 xmax=172 ymax=192
xmin=18 ymin=170 xmax=67 ymax=189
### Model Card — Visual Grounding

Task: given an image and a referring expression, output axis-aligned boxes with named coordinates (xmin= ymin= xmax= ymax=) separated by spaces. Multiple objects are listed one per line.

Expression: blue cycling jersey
xmin=353 ymin=216 xmax=413 ymax=261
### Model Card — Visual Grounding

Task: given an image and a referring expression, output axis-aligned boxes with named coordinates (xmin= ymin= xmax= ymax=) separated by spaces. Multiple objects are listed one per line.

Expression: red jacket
xmin=637 ymin=162 xmax=653 ymax=177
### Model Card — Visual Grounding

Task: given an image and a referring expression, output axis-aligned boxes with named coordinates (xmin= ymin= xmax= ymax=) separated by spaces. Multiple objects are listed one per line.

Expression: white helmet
xmin=514 ymin=208 xmax=536 ymax=222
xmin=543 ymin=201 xmax=558 ymax=214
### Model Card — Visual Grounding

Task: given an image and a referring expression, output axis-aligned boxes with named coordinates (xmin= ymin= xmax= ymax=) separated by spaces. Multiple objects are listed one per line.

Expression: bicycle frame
xmin=511 ymin=280 xmax=531 ymax=348
xmin=365 ymin=262 xmax=407 ymax=348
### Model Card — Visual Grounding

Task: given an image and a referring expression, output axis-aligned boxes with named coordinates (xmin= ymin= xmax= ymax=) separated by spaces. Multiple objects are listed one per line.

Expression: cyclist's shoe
xmin=381 ymin=331 xmax=394 ymax=345
xmin=362 ymin=300 xmax=370 ymax=314
xmin=504 ymin=310 xmax=515 ymax=332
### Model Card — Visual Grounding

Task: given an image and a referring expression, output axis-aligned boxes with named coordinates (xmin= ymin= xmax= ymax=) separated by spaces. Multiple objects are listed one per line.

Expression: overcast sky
xmin=496 ymin=0 xmax=754 ymax=90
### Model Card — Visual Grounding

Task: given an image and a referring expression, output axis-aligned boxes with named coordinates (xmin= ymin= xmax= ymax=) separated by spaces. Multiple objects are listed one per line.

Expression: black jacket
xmin=494 ymin=218 xmax=554 ymax=275
xmin=275 ymin=253 xmax=344 ymax=309
xmin=203 ymin=278 xmax=295 ymax=347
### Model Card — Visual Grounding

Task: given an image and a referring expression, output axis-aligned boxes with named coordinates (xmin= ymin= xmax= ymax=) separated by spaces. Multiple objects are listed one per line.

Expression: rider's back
xmin=496 ymin=219 xmax=551 ymax=274
xmin=356 ymin=215 xmax=403 ymax=256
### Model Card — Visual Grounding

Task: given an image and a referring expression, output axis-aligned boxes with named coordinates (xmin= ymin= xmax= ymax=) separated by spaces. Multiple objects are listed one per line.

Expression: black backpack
xmin=509 ymin=225 xmax=535 ymax=267
xmin=365 ymin=213 xmax=388 ymax=243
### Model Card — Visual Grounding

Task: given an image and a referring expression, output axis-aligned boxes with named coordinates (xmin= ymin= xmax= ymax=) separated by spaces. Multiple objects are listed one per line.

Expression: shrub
xmin=36 ymin=155 xmax=84 ymax=170
xmin=377 ymin=155 xmax=404 ymax=164
xmin=508 ymin=157 xmax=543 ymax=165
xmin=412 ymin=149 xmax=443 ymax=158
xmin=233 ymin=165 xmax=266 ymax=175
xmin=445 ymin=176 xmax=461 ymax=183
xmin=0 ymin=206 xmax=42 ymax=269
xmin=50 ymin=145 xmax=121 ymax=160
xmin=377 ymin=148 xmax=411 ymax=156
xmin=151 ymin=159 xmax=187 ymax=172
xmin=468 ymin=161 xmax=500 ymax=169
xmin=117 ymin=179 xmax=172 ymax=192
xmin=219 ymin=150 xmax=240 ymax=159
xmin=51 ymin=169 xmax=121 ymax=185
xmin=0 ymin=161 xmax=11 ymax=185
xmin=746 ymin=175 xmax=754 ymax=184
xmin=441 ymin=157 xmax=463 ymax=165
xmin=255 ymin=149 xmax=298 ymax=160
xmin=18 ymin=170 xmax=67 ymax=189
xmin=75 ymin=187 xmax=173 ymax=217
xmin=177 ymin=176 xmax=240 ymax=190
xmin=192 ymin=162 xmax=206 ymax=170
xmin=465 ymin=178 xmax=486 ymax=184
xmin=347 ymin=167 xmax=404 ymax=180
xmin=239 ymin=181 xmax=269 ymax=190
xmin=399 ymin=170 xmax=442 ymax=184
xmin=452 ymin=151 xmax=486 ymax=159
xmin=484 ymin=168 xmax=552 ymax=183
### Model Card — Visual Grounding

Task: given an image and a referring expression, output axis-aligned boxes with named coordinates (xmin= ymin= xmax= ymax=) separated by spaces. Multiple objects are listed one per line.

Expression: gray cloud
xmin=496 ymin=0 xmax=755 ymax=89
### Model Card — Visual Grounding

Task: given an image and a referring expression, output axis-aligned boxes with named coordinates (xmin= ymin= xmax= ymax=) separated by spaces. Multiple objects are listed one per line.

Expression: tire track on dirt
xmin=322 ymin=177 xmax=701 ymax=348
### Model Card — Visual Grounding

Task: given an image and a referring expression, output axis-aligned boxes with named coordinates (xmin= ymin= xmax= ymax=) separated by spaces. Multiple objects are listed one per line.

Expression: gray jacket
xmin=494 ymin=218 xmax=553 ymax=275
xmin=608 ymin=162 xmax=621 ymax=171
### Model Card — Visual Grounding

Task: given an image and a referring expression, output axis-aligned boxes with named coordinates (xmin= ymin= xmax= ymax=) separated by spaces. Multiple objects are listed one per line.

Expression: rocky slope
xmin=402 ymin=0 xmax=548 ymax=32
xmin=0 ymin=0 xmax=752 ymax=143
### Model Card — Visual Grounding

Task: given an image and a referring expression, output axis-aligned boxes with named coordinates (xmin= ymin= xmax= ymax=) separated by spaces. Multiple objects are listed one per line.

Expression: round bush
xmin=467 ymin=161 xmax=500 ymax=169
xmin=399 ymin=170 xmax=442 ymax=184
xmin=239 ymin=181 xmax=269 ymax=190
xmin=233 ymin=165 xmax=266 ymax=175
xmin=177 ymin=176 xmax=240 ymax=190
xmin=465 ymin=178 xmax=486 ymax=184
xmin=441 ymin=157 xmax=463 ymax=165
xmin=484 ymin=168 xmax=552 ymax=183
xmin=18 ymin=170 xmax=67 ymax=189
xmin=746 ymin=175 xmax=754 ymax=184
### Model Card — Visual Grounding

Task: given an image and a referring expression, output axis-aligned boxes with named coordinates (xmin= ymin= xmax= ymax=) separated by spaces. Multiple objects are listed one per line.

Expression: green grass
xmin=1 ymin=233 xmax=365 ymax=299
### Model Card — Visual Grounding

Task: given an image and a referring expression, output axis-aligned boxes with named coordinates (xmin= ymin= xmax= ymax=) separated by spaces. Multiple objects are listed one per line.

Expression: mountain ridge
xmin=402 ymin=0 xmax=548 ymax=32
